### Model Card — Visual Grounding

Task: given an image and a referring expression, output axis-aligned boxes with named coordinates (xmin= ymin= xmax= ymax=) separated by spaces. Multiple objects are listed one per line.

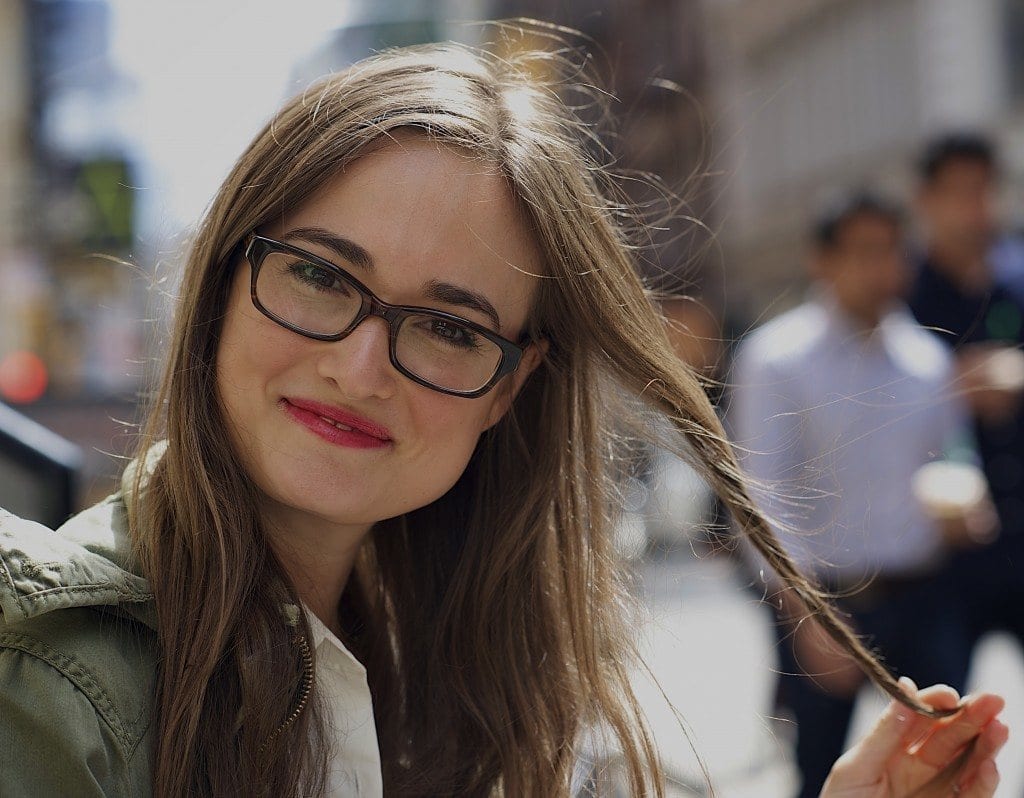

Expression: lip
xmin=281 ymin=397 xmax=393 ymax=450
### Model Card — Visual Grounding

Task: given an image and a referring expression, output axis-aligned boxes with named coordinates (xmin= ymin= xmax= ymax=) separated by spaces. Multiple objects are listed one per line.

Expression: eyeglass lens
xmin=254 ymin=249 xmax=504 ymax=393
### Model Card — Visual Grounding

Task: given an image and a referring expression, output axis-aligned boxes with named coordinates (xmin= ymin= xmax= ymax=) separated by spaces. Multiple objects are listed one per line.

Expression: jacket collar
xmin=0 ymin=440 xmax=303 ymax=635
xmin=0 ymin=463 xmax=156 ymax=631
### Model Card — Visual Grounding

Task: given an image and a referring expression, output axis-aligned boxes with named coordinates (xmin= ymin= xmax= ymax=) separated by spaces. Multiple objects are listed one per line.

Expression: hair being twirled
xmin=129 ymin=31 xmax=955 ymax=797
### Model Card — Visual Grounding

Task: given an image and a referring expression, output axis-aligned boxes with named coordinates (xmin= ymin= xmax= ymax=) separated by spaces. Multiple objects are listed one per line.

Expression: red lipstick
xmin=281 ymin=398 xmax=393 ymax=450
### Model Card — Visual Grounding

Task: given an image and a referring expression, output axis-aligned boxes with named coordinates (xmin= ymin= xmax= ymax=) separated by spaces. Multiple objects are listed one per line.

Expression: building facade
xmin=705 ymin=0 xmax=1021 ymax=321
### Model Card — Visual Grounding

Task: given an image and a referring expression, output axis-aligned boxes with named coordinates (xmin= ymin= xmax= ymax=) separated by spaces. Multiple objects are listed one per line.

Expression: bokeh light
xmin=0 ymin=350 xmax=49 ymax=404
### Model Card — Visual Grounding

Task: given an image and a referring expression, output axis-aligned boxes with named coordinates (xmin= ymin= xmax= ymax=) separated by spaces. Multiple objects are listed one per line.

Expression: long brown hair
xmin=130 ymin=34 xmax=954 ymax=797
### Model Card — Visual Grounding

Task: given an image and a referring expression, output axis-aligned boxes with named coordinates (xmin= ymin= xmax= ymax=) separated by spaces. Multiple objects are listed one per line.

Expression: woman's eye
xmin=430 ymin=319 xmax=479 ymax=349
xmin=288 ymin=260 xmax=346 ymax=293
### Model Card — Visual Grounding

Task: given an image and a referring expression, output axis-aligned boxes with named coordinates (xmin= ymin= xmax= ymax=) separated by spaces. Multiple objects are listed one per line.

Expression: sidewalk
xmin=631 ymin=545 xmax=796 ymax=796
xmin=629 ymin=541 xmax=1024 ymax=797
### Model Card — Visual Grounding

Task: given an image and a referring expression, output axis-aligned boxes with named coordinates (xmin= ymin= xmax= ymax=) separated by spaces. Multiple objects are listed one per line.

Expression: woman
xmin=0 ymin=40 xmax=1008 ymax=797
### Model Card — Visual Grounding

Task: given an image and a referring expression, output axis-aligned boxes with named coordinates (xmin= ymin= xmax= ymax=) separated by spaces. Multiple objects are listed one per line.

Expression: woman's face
xmin=217 ymin=135 xmax=543 ymax=532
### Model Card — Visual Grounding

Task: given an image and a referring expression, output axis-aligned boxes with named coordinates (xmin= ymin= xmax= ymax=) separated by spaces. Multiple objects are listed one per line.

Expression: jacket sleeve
xmin=0 ymin=638 xmax=140 ymax=797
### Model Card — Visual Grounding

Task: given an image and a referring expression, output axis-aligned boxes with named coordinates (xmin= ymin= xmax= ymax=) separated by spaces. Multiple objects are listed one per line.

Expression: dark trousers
xmin=950 ymin=535 xmax=1024 ymax=645
xmin=775 ymin=568 xmax=973 ymax=798
xmin=948 ymin=534 xmax=1024 ymax=790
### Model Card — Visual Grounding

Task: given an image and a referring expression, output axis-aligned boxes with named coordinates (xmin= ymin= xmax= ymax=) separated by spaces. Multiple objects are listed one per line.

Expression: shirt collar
xmin=813 ymin=285 xmax=906 ymax=350
xmin=302 ymin=604 xmax=367 ymax=676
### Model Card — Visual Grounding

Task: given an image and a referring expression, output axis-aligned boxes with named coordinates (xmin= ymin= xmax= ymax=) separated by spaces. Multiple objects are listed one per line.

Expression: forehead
xmin=277 ymin=135 xmax=542 ymax=274
xmin=835 ymin=211 xmax=901 ymax=243
xmin=271 ymin=135 xmax=543 ymax=324
xmin=931 ymin=158 xmax=994 ymax=189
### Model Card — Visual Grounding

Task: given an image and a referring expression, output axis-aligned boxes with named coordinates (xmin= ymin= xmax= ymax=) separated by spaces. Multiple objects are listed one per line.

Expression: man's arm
xmin=729 ymin=341 xmax=864 ymax=696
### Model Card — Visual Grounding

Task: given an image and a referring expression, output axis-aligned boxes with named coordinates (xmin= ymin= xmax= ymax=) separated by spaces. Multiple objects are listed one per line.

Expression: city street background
xmin=2 ymin=0 xmax=1024 ymax=794
xmin=628 ymin=529 xmax=1024 ymax=795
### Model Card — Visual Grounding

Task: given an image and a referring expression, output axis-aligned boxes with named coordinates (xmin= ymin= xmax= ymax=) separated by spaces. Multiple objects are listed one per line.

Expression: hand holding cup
xmin=912 ymin=461 xmax=999 ymax=548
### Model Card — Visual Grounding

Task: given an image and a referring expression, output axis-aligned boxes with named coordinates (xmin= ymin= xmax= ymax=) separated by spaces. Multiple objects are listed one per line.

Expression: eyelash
xmin=422 ymin=319 xmax=483 ymax=351
xmin=286 ymin=260 xmax=348 ymax=294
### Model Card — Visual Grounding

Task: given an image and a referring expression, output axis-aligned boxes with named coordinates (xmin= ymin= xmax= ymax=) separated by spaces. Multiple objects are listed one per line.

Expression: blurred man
xmin=731 ymin=192 xmax=991 ymax=798
xmin=909 ymin=132 xmax=1024 ymax=674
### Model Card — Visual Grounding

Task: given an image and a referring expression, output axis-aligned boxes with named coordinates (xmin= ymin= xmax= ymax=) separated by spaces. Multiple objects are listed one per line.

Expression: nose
xmin=316 ymin=315 xmax=398 ymax=400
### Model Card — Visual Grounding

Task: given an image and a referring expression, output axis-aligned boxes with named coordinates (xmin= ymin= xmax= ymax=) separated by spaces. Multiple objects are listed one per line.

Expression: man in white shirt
xmin=729 ymin=191 xmax=994 ymax=798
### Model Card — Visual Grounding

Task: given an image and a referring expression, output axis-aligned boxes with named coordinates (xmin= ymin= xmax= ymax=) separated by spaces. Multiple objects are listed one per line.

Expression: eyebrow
xmin=283 ymin=226 xmax=374 ymax=271
xmin=282 ymin=225 xmax=504 ymax=332
xmin=422 ymin=280 xmax=502 ymax=332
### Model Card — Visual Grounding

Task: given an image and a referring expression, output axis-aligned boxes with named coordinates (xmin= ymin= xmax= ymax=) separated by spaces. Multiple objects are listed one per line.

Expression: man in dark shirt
xmin=908 ymin=132 xmax=1024 ymax=651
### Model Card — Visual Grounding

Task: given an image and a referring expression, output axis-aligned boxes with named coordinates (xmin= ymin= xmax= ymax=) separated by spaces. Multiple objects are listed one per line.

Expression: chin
xmin=277 ymin=493 xmax=382 ymax=528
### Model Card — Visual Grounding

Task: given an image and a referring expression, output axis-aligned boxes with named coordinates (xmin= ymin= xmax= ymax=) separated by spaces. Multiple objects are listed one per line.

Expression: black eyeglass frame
xmin=244 ymin=234 xmax=527 ymax=398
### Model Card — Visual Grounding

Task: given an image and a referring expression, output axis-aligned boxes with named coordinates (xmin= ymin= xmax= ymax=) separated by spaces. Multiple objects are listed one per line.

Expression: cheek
xmin=218 ymin=325 xmax=259 ymax=406
xmin=404 ymin=394 xmax=497 ymax=478
xmin=216 ymin=298 xmax=299 ymax=439
xmin=943 ymin=198 xmax=971 ymax=226
xmin=219 ymin=326 xmax=290 ymax=392
xmin=219 ymin=267 xmax=310 ymax=382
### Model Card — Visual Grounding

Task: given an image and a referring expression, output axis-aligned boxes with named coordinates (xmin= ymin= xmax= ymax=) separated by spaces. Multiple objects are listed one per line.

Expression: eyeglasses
xmin=244 ymin=235 xmax=527 ymax=398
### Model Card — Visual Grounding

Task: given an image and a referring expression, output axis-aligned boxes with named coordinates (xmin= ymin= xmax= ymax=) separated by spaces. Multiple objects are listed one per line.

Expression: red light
xmin=0 ymin=351 xmax=49 ymax=404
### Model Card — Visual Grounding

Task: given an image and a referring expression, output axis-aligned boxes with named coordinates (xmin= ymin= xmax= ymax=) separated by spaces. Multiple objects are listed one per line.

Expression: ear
xmin=808 ymin=249 xmax=828 ymax=281
xmin=483 ymin=339 xmax=548 ymax=430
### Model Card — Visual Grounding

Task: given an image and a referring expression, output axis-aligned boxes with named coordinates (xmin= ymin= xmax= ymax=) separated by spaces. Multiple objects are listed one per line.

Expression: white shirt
xmin=729 ymin=294 xmax=973 ymax=582
xmin=304 ymin=608 xmax=384 ymax=797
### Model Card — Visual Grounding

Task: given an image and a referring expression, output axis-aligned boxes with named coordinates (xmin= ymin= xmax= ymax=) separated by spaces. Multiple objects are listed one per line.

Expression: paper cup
xmin=984 ymin=347 xmax=1024 ymax=393
xmin=912 ymin=461 xmax=988 ymax=520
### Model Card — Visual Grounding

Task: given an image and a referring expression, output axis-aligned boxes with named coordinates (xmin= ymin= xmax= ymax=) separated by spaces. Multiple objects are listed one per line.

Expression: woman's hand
xmin=821 ymin=678 xmax=1008 ymax=798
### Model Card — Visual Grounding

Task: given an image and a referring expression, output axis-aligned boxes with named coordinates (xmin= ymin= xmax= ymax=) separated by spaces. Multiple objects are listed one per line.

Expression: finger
xmin=835 ymin=678 xmax=950 ymax=773
xmin=900 ymin=682 xmax=963 ymax=748
xmin=961 ymin=758 xmax=1000 ymax=798
xmin=957 ymin=720 xmax=1009 ymax=793
xmin=912 ymin=693 xmax=1005 ymax=768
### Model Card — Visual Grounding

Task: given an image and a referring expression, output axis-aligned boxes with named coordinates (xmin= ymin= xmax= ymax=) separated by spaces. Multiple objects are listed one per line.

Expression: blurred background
xmin=9 ymin=0 xmax=1024 ymax=507
xmin=2 ymin=0 xmax=1023 ymax=794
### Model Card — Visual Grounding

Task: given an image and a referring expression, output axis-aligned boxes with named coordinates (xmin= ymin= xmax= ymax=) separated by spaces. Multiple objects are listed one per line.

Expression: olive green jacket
xmin=0 ymin=489 xmax=157 ymax=797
